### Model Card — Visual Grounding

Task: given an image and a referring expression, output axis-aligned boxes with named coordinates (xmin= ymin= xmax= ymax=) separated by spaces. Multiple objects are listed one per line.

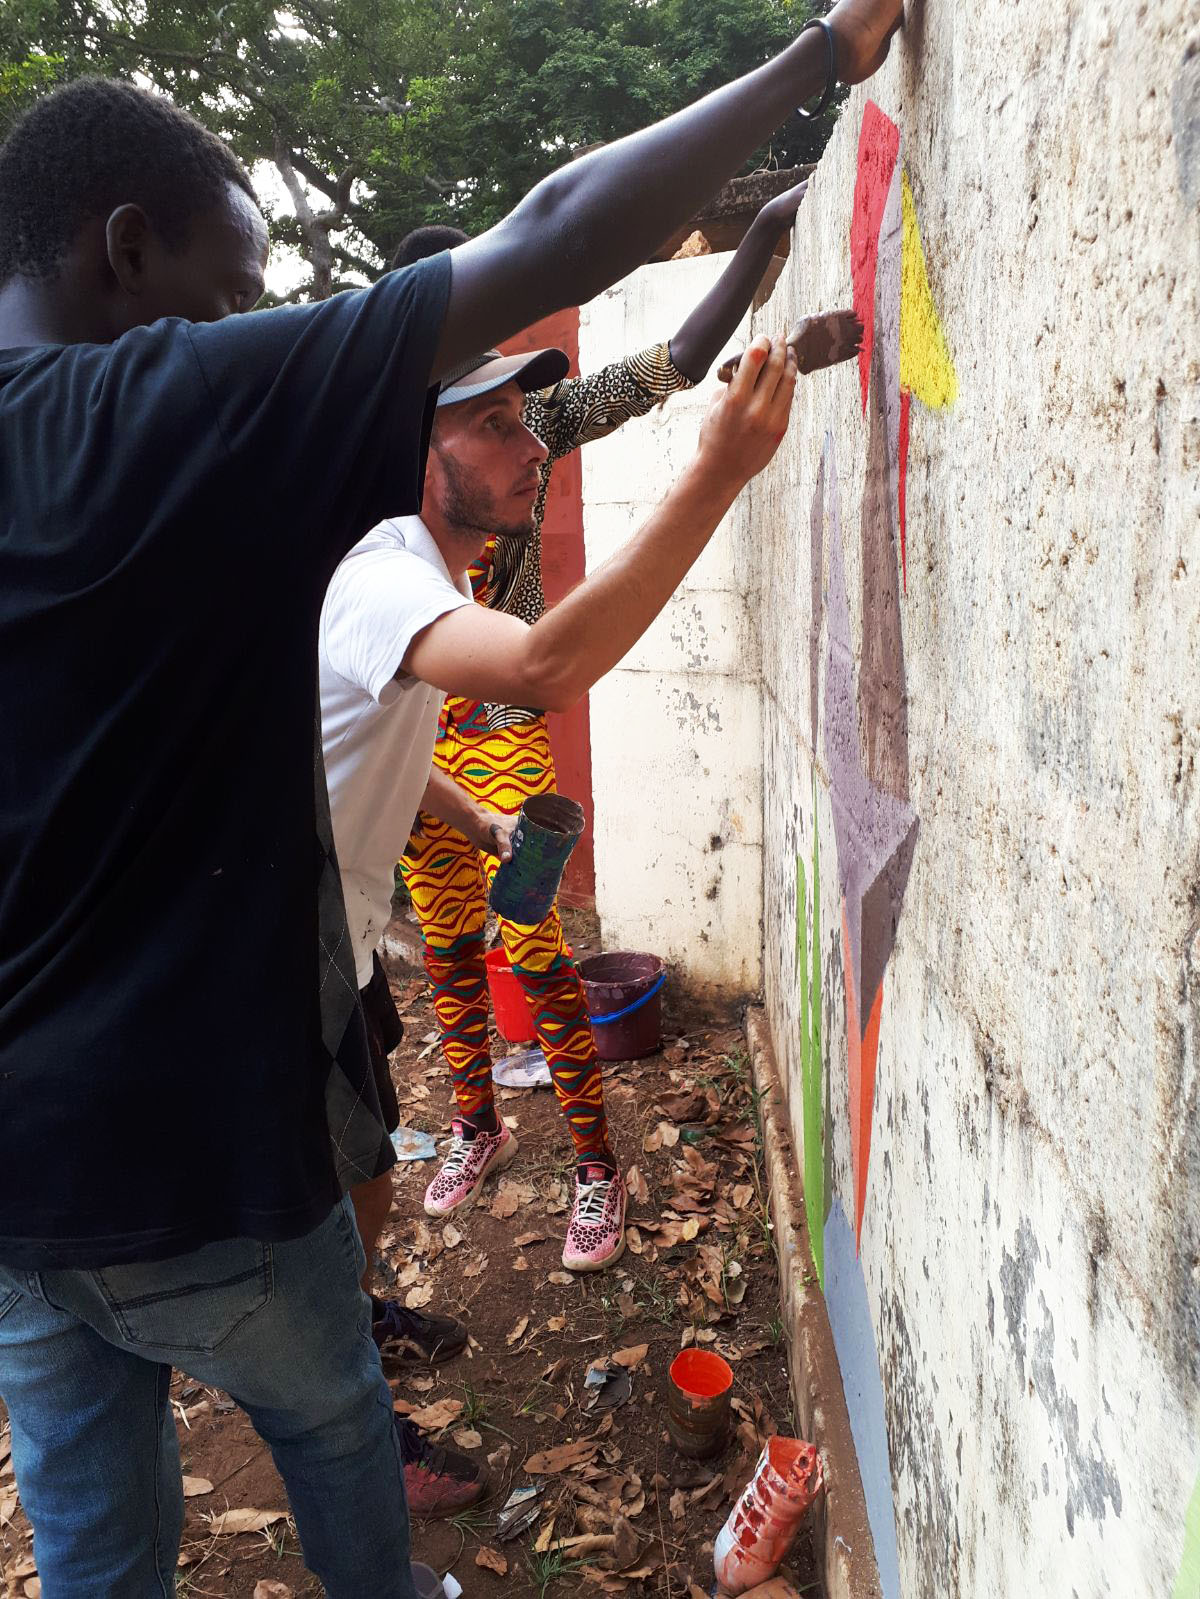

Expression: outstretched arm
xmin=669 ymin=179 xmax=810 ymax=382
xmin=406 ymin=336 xmax=797 ymax=710
xmin=526 ymin=181 xmax=810 ymax=461
xmin=432 ymin=0 xmax=904 ymax=379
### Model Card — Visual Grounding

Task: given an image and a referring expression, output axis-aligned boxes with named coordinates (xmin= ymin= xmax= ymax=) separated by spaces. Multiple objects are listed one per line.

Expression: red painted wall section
xmin=499 ymin=308 xmax=595 ymax=907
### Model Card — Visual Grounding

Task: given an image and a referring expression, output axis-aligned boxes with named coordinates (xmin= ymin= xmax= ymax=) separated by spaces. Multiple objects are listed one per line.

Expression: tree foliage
xmin=0 ymin=0 xmax=840 ymax=298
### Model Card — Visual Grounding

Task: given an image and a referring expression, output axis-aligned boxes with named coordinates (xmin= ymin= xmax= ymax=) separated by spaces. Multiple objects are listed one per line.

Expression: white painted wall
xmin=752 ymin=4 xmax=1200 ymax=1598
xmin=579 ymin=258 xmax=763 ymax=995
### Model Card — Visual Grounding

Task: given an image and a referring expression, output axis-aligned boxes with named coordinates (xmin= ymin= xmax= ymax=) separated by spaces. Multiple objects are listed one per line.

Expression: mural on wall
xmin=795 ymin=437 xmax=833 ymax=1290
xmin=788 ymin=132 xmax=962 ymax=1584
xmin=780 ymin=99 xmax=960 ymax=1599
xmin=850 ymin=100 xmax=958 ymax=592
xmin=825 ymin=101 xmax=957 ymax=1248
xmin=795 ymin=805 xmax=824 ymax=1287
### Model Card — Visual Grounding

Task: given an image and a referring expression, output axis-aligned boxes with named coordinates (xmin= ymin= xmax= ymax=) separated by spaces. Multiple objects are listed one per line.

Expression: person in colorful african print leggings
xmin=395 ymin=181 xmax=816 ymax=1270
xmin=403 ymin=718 xmax=605 ymax=1156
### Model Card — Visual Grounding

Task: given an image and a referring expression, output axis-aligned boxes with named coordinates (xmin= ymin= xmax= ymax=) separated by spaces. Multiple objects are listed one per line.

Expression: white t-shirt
xmin=319 ymin=516 xmax=474 ymax=988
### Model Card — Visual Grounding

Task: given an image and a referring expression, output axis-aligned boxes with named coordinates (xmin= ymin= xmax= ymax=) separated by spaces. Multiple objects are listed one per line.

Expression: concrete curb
xmin=745 ymin=1006 xmax=882 ymax=1599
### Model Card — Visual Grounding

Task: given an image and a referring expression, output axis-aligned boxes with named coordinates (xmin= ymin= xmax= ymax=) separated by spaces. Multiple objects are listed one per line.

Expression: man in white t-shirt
xmin=318 ymin=332 xmax=799 ymax=1512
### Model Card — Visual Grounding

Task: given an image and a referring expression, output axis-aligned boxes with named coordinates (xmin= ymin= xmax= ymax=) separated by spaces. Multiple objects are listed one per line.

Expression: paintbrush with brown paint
xmin=718 ymin=309 xmax=863 ymax=381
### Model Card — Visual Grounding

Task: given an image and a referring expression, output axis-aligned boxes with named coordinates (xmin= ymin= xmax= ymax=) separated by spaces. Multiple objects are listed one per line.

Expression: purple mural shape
xmin=824 ymin=491 xmax=918 ymax=1039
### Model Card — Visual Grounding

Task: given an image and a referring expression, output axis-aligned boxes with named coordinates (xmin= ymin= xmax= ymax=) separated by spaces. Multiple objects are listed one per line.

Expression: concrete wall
xmin=579 ymin=259 xmax=763 ymax=994
xmin=752 ymin=4 xmax=1200 ymax=1597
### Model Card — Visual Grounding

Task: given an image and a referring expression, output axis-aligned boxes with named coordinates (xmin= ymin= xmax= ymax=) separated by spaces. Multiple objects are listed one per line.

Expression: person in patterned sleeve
xmin=390 ymin=188 xmax=856 ymax=1274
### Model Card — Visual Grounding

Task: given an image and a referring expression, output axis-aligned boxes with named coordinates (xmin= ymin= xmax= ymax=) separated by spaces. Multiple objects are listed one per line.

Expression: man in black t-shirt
xmin=0 ymin=5 xmax=904 ymax=1592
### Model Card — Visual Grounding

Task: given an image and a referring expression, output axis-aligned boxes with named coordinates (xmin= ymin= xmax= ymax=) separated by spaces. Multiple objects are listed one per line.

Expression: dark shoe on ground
xmin=395 ymin=1416 xmax=488 ymax=1519
xmin=372 ymin=1298 xmax=468 ymax=1366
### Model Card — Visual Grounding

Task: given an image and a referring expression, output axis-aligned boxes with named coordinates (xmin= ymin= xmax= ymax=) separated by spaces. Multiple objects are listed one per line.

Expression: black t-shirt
xmin=0 ymin=254 xmax=451 ymax=1268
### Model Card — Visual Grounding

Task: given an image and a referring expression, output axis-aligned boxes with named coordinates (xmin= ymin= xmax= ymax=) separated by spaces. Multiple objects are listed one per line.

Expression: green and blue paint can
xmin=489 ymin=792 xmax=585 ymax=923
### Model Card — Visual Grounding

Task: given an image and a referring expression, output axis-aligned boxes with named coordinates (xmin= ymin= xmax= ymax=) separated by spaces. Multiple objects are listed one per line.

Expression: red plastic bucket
xmin=578 ymin=952 xmax=665 ymax=1061
xmin=485 ymin=947 xmax=536 ymax=1044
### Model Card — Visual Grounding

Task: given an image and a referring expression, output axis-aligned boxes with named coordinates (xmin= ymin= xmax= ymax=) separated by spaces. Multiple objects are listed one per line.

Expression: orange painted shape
xmin=843 ymin=904 xmax=886 ymax=1252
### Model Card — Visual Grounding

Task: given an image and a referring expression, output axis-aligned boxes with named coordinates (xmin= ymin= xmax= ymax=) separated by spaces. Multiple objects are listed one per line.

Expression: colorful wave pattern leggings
xmin=400 ymin=716 xmax=609 ymax=1162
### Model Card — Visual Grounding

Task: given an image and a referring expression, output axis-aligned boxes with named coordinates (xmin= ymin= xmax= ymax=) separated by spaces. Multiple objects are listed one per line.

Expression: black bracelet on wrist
xmin=796 ymin=16 xmax=837 ymax=122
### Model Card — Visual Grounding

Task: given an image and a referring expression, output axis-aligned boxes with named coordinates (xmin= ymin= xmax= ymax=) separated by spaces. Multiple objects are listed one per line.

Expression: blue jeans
xmin=0 ymin=1197 xmax=416 ymax=1599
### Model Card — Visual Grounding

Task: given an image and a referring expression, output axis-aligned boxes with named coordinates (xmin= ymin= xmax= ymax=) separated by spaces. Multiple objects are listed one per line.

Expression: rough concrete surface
xmin=749 ymin=3 xmax=1200 ymax=1596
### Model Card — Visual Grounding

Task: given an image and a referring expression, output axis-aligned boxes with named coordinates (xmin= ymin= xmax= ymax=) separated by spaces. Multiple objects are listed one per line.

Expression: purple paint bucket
xmin=578 ymin=952 xmax=665 ymax=1061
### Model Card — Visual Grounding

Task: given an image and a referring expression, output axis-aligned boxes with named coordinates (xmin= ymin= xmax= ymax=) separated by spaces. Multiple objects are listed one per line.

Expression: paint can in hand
xmin=489 ymin=793 xmax=585 ymax=923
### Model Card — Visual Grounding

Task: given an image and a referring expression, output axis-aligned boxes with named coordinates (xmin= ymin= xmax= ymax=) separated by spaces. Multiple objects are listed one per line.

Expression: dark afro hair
xmin=0 ymin=75 xmax=257 ymax=285
xmin=391 ymin=224 xmax=469 ymax=271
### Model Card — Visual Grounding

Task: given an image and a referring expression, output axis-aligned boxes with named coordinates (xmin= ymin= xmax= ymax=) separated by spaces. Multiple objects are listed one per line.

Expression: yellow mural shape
xmin=899 ymin=170 xmax=957 ymax=411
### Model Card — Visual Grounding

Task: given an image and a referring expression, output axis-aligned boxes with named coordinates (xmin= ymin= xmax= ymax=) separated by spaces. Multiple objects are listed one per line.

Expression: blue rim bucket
xmin=578 ymin=952 xmax=665 ymax=1061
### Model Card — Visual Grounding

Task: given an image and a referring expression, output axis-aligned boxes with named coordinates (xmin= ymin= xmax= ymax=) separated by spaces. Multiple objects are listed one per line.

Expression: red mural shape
xmin=849 ymin=101 xmax=901 ymax=414
xmin=842 ymin=909 xmax=886 ymax=1247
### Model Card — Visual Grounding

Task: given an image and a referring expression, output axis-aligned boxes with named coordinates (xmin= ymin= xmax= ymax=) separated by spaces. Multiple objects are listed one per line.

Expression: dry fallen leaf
xmin=442 ymin=1222 xmax=463 ymax=1249
xmin=547 ymin=1315 xmax=568 ymax=1332
xmin=23 ymin=1580 xmax=41 ymax=1599
xmin=525 ymin=1438 xmax=602 ymax=1474
xmin=406 ymin=1398 xmax=464 ymax=1433
xmin=404 ymin=1283 xmax=434 ymax=1310
xmin=514 ymin=1231 xmax=546 ymax=1248
xmin=463 ymin=1252 xmax=488 ymax=1279
xmin=453 ymin=1427 xmax=483 ymax=1451
xmin=397 ymin=1261 xmax=421 ymax=1288
xmin=253 ymin=1583 xmax=294 ymax=1599
xmin=207 ymin=1508 xmax=289 ymax=1536
xmin=490 ymin=1185 xmax=520 ymax=1220
xmin=506 ymin=1315 xmax=530 ymax=1347
xmin=548 ymin=1270 xmax=574 ymax=1286
xmin=613 ymin=1515 xmax=640 ymax=1569
xmin=475 ymin=1546 xmax=508 ymax=1575
xmin=626 ymin=1165 xmax=650 ymax=1204
xmin=181 ymin=1476 xmax=212 ymax=1498
xmin=611 ymin=1344 xmax=649 ymax=1370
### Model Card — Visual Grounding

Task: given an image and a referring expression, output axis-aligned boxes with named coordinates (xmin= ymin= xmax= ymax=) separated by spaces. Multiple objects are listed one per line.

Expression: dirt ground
xmin=0 ymin=933 xmax=820 ymax=1599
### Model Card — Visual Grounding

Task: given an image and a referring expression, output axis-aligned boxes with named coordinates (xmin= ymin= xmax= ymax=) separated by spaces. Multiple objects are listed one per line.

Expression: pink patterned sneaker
xmin=423 ymin=1118 xmax=517 ymax=1218
xmin=562 ymin=1163 xmax=627 ymax=1272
